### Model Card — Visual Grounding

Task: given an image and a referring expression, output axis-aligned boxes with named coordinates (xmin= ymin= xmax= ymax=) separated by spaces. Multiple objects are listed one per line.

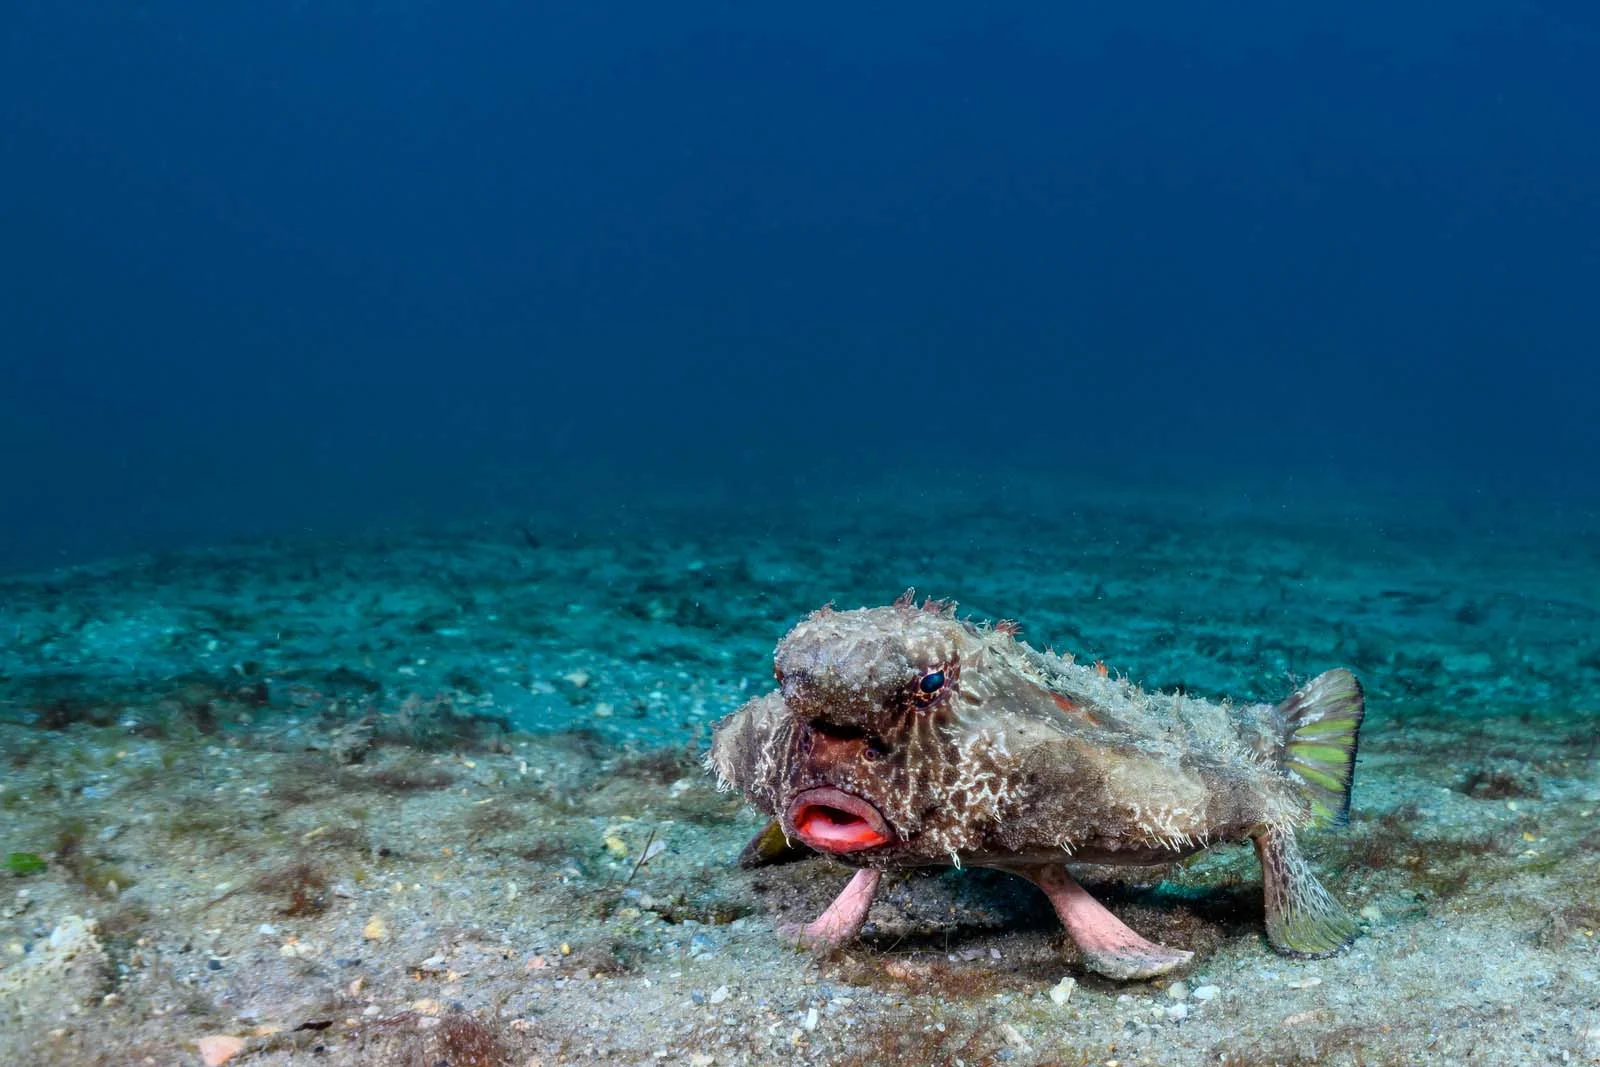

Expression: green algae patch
xmin=5 ymin=851 xmax=47 ymax=876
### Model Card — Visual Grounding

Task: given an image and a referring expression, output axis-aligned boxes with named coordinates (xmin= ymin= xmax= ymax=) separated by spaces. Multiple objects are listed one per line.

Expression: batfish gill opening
xmin=787 ymin=786 xmax=893 ymax=852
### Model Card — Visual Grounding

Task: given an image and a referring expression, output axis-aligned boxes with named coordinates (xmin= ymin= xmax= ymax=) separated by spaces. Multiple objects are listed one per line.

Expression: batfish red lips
xmin=787 ymin=787 xmax=893 ymax=853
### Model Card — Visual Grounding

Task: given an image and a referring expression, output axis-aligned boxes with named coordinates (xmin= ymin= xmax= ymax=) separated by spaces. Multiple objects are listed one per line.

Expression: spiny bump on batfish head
xmin=773 ymin=592 xmax=970 ymax=738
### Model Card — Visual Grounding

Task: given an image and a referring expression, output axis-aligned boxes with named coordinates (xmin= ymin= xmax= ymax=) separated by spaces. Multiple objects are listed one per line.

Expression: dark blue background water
xmin=4 ymin=2 xmax=1597 ymax=572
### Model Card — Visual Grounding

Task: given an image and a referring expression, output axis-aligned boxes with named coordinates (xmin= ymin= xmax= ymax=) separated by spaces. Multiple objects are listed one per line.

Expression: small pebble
xmin=1360 ymin=904 xmax=1383 ymax=922
xmin=708 ymin=984 xmax=729 ymax=1005
xmin=1165 ymin=980 xmax=1189 ymax=1002
xmin=1166 ymin=1003 xmax=1188 ymax=1022
xmin=1287 ymin=976 xmax=1322 ymax=990
xmin=1048 ymin=977 xmax=1077 ymax=1006
xmin=801 ymin=1007 xmax=819 ymax=1032
xmin=195 ymin=1035 xmax=246 ymax=1066
xmin=1191 ymin=984 xmax=1220 ymax=1002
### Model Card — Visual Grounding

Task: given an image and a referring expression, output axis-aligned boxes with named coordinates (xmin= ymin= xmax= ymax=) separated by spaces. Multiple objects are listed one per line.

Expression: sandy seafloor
xmin=2 ymin=479 xmax=1597 ymax=1067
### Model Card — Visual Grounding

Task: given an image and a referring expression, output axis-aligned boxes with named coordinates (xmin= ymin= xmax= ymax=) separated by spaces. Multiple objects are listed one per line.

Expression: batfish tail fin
xmin=1277 ymin=668 xmax=1364 ymax=828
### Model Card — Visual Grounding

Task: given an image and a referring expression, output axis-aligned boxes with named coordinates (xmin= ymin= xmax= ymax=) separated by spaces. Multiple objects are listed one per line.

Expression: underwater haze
xmin=3 ymin=4 xmax=1600 ymax=1067
xmin=3 ymin=1 xmax=1599 ymax=569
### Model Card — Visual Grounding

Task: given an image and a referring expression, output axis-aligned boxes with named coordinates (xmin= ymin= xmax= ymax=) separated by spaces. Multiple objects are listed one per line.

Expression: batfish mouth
xmin=787 ymin=787 xmax=893 ymax=853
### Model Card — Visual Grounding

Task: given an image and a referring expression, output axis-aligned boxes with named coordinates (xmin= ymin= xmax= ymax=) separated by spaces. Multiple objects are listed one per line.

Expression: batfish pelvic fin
xmin=738 ymin=818 xmax=814 ymax=868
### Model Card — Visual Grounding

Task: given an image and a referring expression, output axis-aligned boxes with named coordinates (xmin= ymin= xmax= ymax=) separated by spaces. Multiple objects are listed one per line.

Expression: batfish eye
xmin=918 ymin=670 xmax=947 ymax=695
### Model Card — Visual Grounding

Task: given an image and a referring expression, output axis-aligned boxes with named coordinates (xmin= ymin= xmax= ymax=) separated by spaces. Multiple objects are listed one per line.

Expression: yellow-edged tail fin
xmin=1278 ymin=668 xmax=1364 ymax=827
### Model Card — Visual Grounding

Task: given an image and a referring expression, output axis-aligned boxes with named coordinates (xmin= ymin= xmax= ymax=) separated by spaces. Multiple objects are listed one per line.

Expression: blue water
xmin=3 ymin=2 xmax=1598 ymax=572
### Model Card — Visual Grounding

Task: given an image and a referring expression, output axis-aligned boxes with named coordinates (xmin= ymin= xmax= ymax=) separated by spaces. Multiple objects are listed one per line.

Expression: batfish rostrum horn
xmin=709 ymin=591 xmax=1364 ymax=980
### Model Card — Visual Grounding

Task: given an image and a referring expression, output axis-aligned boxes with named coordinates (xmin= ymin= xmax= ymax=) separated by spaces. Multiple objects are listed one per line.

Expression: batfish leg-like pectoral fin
xmin=1253 ymin=824 xmax=1358 ymax=957
xmin=779 ymin=868 xmax=882 ymax=949
xmin=1012 ymin=864 xmax=1193 ymax=980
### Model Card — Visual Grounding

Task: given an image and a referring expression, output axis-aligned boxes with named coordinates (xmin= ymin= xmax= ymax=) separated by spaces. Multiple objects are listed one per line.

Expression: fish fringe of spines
xmin=892 ymin=587 xmax=963 ymax=618
xmin=703 ymin=748 xmax=733 ymax=793
xmin=1127 ymin=798 xmax=1201 ymax=850
xmin=1054 ymin=828 xmax=1213 ymax=856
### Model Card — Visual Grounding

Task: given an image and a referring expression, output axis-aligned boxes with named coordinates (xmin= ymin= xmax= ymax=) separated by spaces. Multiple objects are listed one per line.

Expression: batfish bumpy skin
xmin=708 ymin=592 xmax=1365 ymax=980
